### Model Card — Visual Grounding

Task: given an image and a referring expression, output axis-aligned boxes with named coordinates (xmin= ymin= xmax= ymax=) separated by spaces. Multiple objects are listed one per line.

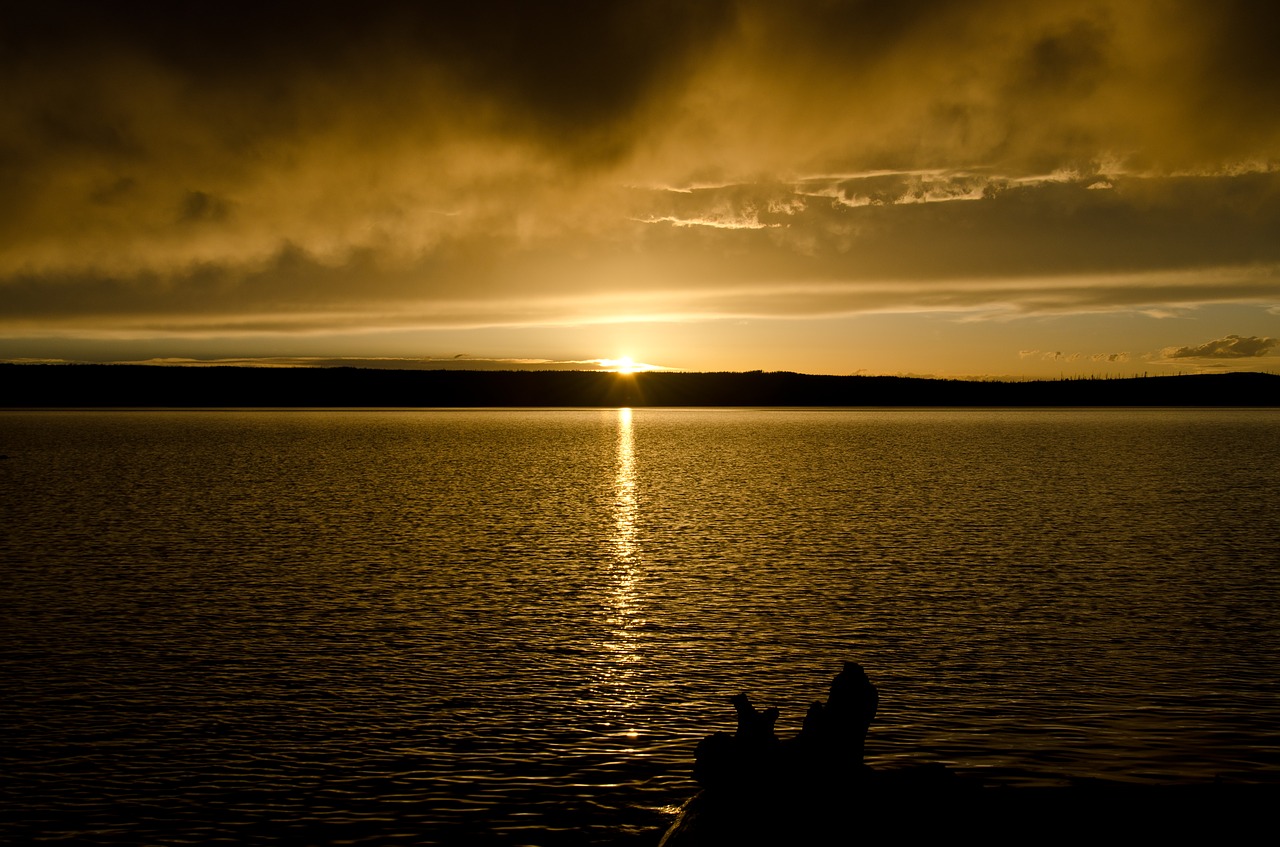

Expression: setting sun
xmin=602 ymin=356 xmax=640 ymax=374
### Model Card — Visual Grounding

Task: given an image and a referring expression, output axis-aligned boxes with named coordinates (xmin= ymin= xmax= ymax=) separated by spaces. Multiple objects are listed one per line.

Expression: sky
xmin=2 ymin=0 xmax=1278 ymax=378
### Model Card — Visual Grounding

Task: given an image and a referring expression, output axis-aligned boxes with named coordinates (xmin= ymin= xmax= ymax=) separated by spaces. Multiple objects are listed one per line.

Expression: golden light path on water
xmin=601 ymin=407 xmax=644 ymax=740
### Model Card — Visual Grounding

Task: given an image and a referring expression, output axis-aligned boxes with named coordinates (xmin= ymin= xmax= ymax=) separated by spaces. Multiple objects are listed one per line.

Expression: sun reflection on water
xmin=600 ymin=407 xmax=645 ymax=722
xmin=613 ymin=407 xmax=638 ymax=566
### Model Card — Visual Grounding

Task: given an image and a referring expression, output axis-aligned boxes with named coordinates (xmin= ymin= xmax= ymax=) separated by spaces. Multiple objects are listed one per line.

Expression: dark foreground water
xmin=3 ymin=409 xmax=1279 ymax=845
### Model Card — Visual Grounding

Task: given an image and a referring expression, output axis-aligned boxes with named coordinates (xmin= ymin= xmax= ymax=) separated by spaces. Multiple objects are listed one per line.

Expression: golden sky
xmin=2 ymin=0 xmax=1278 ymax=377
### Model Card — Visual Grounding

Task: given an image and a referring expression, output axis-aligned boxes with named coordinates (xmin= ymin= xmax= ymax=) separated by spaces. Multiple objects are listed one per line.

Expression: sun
xmin=601 ymin=356 xmax=642 ymax=374
xmin=600 ymin=355 xmax=663 ymax=374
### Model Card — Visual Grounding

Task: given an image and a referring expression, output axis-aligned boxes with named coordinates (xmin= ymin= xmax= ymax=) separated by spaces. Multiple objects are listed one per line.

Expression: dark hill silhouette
xmin=1 ymin=364 xmax=1276 ymax=407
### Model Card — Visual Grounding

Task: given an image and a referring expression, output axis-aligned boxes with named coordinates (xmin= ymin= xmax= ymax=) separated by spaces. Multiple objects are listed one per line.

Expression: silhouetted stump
xmin=694 ymin=662 xmax=878 ymax=793
xmin=669 ymin=662 xmax=971 ymax=845
xmin=664 ymin=661 xmax=1278 ymax=846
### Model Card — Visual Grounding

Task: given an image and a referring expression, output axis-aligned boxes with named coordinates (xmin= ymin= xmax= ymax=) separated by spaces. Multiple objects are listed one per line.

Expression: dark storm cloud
xmin=2 ymin=1 xmax=1280 ymax=336
xmin=1016 ymin=19 xmax=1109 ymax=97
xmin=0 ymin=2 xmax=731 ymax=230
xmin=1 ymin=0 xmax=732 ymax=158
xmin=179 ymin=191 xmax=232 ymax=224
xmin=646 ymin=0 xmax=1280 ymax=175
xmin=1162 ymin=335 xmax=1279 ymax=359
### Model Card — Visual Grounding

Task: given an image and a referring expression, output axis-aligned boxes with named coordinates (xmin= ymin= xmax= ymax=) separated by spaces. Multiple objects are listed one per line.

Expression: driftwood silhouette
xmin=666 ymin=662 xmax=960 ymax=845
xmin=694 ymin=662 xmax=879 ymax=791
xmin=666 ymin=661 xmax=1276 ymax=846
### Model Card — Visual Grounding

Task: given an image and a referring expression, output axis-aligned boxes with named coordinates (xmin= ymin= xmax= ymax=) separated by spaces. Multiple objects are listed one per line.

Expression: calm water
xmin=3 ymin=409 xmax=1279 ymax=844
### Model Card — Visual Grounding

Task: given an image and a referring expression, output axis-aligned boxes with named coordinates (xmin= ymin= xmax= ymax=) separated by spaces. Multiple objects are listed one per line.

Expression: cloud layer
xmin=1163 ymin=334 xmax=1279 ymax=359
xmin=2 ymin=1 xmax=1279 ymax=341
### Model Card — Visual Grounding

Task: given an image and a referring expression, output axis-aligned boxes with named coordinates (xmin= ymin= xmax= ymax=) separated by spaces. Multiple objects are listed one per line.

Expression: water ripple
xmin=2 ymin=409 xmax=1279 ymax=844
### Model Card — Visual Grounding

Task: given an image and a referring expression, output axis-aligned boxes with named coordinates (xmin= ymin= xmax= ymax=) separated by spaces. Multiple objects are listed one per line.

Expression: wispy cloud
xmin=1161 ymin=334 xmax=1280 ymax=359
xmin=1019 ymin=349 xmax=1130 ymax=364
xmin=632 ymin=215 xmax=779 ymax=230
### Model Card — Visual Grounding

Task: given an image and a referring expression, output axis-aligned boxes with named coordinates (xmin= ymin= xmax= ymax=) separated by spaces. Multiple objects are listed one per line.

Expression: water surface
xmin=3 ymin=409 xmax=1279 ymax=844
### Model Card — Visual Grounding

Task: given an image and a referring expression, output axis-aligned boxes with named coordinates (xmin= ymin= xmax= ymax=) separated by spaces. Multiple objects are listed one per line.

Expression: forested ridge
xmin=4 ymin=364 xmax=1277 ymax=407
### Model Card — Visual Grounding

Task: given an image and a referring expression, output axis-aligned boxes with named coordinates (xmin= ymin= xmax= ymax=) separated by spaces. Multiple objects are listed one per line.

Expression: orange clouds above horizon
xmin=1 ymin=1 xmax=1278 ymax=375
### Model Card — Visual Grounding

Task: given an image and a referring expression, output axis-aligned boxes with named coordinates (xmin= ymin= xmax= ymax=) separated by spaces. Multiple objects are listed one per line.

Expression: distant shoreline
xmin=2 ymin=364 xmax=1277 ymax=408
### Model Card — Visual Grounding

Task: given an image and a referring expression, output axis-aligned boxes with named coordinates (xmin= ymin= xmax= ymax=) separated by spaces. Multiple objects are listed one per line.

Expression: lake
xmin=2 ymin=408 xmax=1279 ymax=845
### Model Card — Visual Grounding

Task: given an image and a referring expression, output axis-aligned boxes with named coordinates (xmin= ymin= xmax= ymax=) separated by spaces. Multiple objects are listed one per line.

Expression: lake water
xmin=2 ymin=408 xmax=1279 ymax=845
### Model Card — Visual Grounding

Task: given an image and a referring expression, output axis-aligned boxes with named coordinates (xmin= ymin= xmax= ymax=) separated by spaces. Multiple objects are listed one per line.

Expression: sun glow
xmin=602 ymin=356 xmax=639 ymax=374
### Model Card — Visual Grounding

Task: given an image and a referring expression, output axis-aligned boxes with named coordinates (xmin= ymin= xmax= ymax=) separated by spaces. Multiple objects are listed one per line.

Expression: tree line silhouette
xmin=2 ymin=364 xmax=1276 ymax=407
